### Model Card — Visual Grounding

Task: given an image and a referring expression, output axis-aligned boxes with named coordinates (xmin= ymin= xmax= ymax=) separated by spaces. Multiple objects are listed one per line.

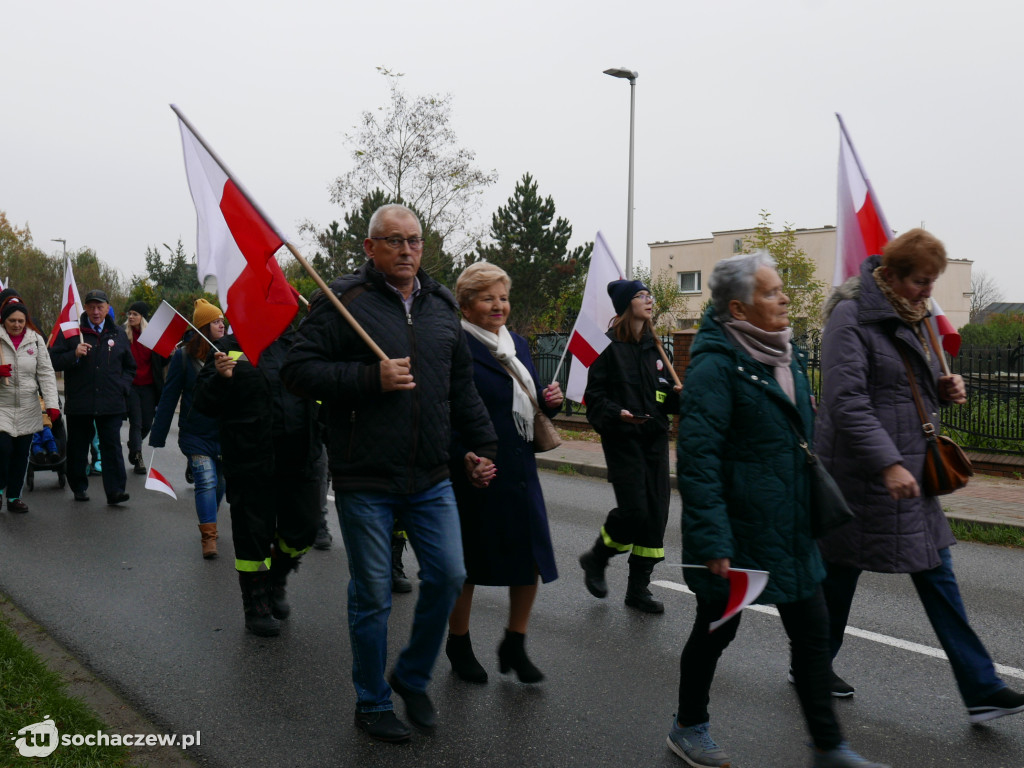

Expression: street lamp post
xmin=604 ymin=67 xmax=638 ymax=279
xmin=51 ymin=238 xmax=67 ymax=258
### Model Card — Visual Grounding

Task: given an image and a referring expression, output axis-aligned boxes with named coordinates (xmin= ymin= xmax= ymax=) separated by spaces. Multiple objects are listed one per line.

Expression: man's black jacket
xmin=281 ymin=260 xmax=497 ymax=494
xmin=50 ymin=315 xmax=135 ymax=416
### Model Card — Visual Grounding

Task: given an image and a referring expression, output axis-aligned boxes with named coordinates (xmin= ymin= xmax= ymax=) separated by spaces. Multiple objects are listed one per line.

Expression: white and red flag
xmin=173 ymin=105 xmax=298 ymax=364
xmin=137 ymin=301 xmax=189 ymax=357
xmin=48 ymin=257 xmax=84 ymax=347
xmin=709 ymin=568 xmax=769 ymax=632
xmin=565 ymin=232 xmax=625 ymax=402
xmin=145 ymin=449 xmax=177 ymax=500
xmin=834 ymin=113 xmax=961 ymax=355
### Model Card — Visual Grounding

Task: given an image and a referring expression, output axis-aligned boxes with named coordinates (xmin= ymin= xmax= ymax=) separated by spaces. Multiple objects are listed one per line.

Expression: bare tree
xmin=968 ymin=270 xmax=1004 ymax=323
xmin=329 ymin=68 xmax=498 ymax=261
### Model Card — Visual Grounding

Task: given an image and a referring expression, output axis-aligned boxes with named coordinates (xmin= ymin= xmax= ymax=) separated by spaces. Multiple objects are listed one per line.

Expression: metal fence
xmin=798 ymin=334 xmax=1024 ymax=456
xmin=530 ymin=331 xmax=1024 ymax=455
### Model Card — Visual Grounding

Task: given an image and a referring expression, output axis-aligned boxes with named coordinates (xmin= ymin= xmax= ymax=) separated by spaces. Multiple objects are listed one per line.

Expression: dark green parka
xmin=677 ymin=308 xmax=824 ymax=605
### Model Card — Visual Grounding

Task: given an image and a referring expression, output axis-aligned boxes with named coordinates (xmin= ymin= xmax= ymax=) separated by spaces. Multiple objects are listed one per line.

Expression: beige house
xmin=649 ymin=226 xmax=973 ymax=330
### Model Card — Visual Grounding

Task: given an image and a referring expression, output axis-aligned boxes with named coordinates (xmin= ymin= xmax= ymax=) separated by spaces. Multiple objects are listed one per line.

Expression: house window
xmin=733 ymin=238 xmax=743 ymax=253
xmin=678 ymin=271 xmax=701 ymax=293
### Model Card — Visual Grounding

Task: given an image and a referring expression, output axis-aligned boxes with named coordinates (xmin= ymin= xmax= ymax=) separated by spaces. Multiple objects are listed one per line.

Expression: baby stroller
xmin=26 ymin=401 xmax=67 ymax=491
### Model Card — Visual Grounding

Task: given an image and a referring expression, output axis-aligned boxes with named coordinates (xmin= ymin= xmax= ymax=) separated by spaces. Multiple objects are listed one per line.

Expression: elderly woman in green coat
xmin=667 ymin=252 xmax=887 ymax=768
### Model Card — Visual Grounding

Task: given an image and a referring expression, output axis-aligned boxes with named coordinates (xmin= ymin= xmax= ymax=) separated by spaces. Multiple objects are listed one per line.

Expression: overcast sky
xmin=3 ymin=0 xmax=1021 ymax=303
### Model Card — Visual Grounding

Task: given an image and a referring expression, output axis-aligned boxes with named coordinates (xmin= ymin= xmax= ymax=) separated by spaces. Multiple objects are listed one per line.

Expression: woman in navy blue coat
xmin=446 ymin=262 xmax=561 ymax=685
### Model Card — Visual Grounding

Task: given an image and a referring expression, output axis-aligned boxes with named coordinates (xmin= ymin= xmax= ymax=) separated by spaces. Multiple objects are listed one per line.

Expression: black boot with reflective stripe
xmin=238 ymin=571 xmax=281 ymax=637
xmin=625 ymin=559 xmax=664 ymax=614
xmin=268 ymin=550 xmax=300 ymax=620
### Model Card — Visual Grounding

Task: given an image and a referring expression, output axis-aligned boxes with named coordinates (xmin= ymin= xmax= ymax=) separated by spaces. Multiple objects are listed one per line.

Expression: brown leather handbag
xmin=896 ymin=332 xmax=973 ymax=496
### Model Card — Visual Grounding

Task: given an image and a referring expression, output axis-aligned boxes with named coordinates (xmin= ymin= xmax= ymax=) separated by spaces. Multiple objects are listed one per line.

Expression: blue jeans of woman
xmin=0 ymin=432 xmax=33 ymax=499
xmin=823 ymin=548 xmax=1005 ymax=706
xmin=335 ymin=479 xmax=465 ymax=713
xmin=678 ymin=586 xmax=842 ymax=751
xmin=188 ymin=454 xmax=224 ymax=524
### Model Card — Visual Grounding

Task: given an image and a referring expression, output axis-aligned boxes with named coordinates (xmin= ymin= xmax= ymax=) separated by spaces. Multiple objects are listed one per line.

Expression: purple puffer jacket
xmin=815 ymin=255 xmax=955 ymax=574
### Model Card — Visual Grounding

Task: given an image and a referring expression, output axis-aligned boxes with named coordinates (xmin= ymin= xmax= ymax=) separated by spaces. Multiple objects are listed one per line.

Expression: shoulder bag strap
xmin=894 ymin=340 xmax=936 ymax=438
xmin=500 ymin=360 xmax=542 ymax=411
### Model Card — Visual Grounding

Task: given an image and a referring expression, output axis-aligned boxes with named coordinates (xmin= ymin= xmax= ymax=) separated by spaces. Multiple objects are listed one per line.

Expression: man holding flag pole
xmin=282 ymin=203 xmax=497 ymax=743
xmin=49 ymin=289 xmax=135 ymax=505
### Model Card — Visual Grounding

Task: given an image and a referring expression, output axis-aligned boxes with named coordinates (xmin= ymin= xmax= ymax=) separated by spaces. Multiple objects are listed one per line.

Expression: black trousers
xmin=599 ymin=432 xmax=670 ymax=561
xmin=0 ymin=432 xmax=33 ymax=499
xmin=227 ymin=471 xmax=321 ymax=569
xmin=127 ymin=384 xmax=158 ymax=455
xmin=677 ymin=586 xmax=842 ymax=751
xmin=66 ymin=414 xmax=126 ymax=499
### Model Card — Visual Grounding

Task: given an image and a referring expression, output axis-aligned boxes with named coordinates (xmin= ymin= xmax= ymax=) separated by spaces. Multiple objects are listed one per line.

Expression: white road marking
xmin=652 ymin=579 xmax=1024 ymax=681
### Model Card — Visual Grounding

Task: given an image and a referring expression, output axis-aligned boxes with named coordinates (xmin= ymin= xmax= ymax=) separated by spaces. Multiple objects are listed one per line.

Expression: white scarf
xmin=461 ymin=319 xmax=535 ymax=441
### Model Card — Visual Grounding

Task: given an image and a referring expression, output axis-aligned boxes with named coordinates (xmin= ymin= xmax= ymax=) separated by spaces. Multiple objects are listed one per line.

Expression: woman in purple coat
xmin=445 ymin=262 xmax=562 ymax=684
xmin=817 ymin=228 xmax=1024 ymax=724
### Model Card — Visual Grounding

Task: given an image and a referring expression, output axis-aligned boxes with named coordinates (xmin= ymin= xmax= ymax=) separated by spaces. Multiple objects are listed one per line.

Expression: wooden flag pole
xmin=284 ymin=243 xmax=387 ymax=362
xmin=655 ymin=339 xmax=683 ymax=390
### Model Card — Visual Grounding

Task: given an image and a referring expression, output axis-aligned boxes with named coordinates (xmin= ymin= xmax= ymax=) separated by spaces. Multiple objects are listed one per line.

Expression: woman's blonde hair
xmin=455 ymin=262 xmax=512 ymax=308
xmin=123 ymin=315 xmax=148 ymax=343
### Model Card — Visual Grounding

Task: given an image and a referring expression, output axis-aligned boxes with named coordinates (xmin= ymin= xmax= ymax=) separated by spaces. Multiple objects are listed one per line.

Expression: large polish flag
xmin=565 ymin=232 xmax=625 ymax=402
xmin=173 ymin=105 xmax=297 ymax=365
xmin=137 ymin=301 xmax=189 ymax=357
xmin=835 ymin=114 xmax=960 ymax=356
xmin=48 ymin=257 xmax=83 ymax=347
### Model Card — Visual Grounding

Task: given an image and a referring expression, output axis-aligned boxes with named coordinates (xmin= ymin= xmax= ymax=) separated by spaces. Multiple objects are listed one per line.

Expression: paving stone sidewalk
xmin=538 ymin=439 xmax=1024 ymax=530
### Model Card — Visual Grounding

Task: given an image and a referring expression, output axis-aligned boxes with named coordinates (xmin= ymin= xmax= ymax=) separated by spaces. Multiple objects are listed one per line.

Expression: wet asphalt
xmin=1 ymin=424 xmax=1023 ymax=768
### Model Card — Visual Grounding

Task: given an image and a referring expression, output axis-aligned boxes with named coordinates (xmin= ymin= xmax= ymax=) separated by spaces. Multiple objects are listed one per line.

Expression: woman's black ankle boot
xmin=497 ymin=629 xmax=544 ymax=683
xmin=446 ymin=631 xmax=488 ymax=683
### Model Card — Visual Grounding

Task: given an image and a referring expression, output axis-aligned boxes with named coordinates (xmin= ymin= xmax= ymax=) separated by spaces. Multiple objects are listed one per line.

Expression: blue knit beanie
xmin=607 ymin=279 xmax=649 ymax=316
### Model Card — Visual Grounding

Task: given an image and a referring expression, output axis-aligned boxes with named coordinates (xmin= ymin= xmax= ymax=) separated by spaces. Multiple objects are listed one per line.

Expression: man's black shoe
xmin=353 ymin=710 xmax=411 ymax=743
xmin=73 ymin=490 xmax=89 ymax=502
xmin=388 ymin=672 xmax=436 ymax=731
xmin=107 ymin=492 xmax=130 ymax=505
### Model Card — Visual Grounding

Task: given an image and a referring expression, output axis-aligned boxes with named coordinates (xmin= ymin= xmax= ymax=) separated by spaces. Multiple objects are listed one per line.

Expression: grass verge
xmin=948 ymin=518 xmax=1024 ymax=548
xmin=0 ymin=612 xmax=133 ymax=767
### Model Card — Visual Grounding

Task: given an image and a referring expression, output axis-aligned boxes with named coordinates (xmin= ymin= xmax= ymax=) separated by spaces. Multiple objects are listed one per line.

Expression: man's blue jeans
xmin=824 ymin=547 xmax=1005 ymax=706
xmin=335 ymin=479 xmax=466 ymax=713
xmin=188 ymin=454 xmax=224 ymax=524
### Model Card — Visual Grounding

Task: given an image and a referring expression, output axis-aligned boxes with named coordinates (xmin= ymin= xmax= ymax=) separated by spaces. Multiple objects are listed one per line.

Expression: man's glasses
xmin=371 ymin=236 xmax=426 ymax=250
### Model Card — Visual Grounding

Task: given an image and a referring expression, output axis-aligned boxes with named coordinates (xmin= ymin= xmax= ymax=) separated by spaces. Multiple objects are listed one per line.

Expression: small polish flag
xmin=137 ymin=301 xmax=189 ymax=357
xmin=679 ymin=565 xmax=770 ymax=631
xmin=565 ymin=232 xmax=625 ymax=402
xmin=145 ymin=449 xmax=177 ymax=500
xmin=710 ymin=568 xmax=769 ymax=631
xmin=48 ymin=258 xmax=84 ymax=347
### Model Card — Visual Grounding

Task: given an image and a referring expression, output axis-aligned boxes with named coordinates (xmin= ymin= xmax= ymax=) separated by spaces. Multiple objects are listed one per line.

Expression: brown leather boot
xmin=198 ymin=523 xmax=218 ymax=559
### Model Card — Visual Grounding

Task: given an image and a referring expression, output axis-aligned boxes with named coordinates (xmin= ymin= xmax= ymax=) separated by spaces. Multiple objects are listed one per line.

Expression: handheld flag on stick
xmin=48 ymin=257 xmax=84 ymax=347
xmin=145 ymin=449 xmax=177 ymax=500
xmin=680 ymin=565 xmax=770 ymax=632
xmin=136 ymin=301 xmax=190 ymax=357
xmin=173 ymin=105 xmax=298 ymax=365
xmin=563 ymin=232 xmax=625 ymax=402
xmin=834 ymin=114 xmax=961 ymax=356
